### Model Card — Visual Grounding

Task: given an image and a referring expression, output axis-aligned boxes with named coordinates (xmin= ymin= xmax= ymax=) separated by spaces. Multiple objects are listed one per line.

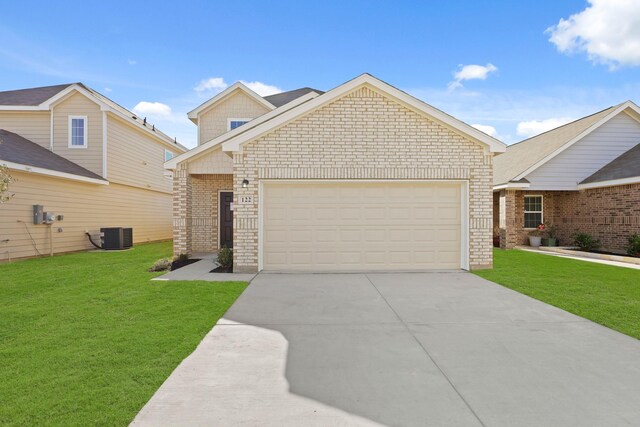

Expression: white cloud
xmin=132 ymin=101 xmax=172 ymax=118
xmin=471 ymin=124 xmax=498 ymax=137
xmin=516 ymin=117 xmax=574 ymax=138
xmin=194 ymin=77 xmax=283 ymax=96
xmin=103 ymin=87 xmax=112 ymax=93
xmin=127 ymin=59 xmax=137 ymax=65
xmin=547 ymin=0 xmax=640 ymax=69
xmin=448 ymin=63 xmax=498 ymax=90
xmin=239 ymin=80 xmax=282 ymax=96
xmin=194 ymin=77 xmax=228 ymax=93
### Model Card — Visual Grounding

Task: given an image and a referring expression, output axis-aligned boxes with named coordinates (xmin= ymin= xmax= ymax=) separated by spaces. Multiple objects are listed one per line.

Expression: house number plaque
xmin=239 ymin=196 xmax=253 ymax=204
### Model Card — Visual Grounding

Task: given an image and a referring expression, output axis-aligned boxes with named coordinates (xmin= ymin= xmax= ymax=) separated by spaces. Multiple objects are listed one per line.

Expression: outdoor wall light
xmin=242 ymin=179 xmax=249 ymax=188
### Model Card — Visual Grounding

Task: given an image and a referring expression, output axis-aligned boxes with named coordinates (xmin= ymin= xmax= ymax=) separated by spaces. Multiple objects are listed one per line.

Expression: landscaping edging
xmin=538 ymin=246 xmax=640 ymax=266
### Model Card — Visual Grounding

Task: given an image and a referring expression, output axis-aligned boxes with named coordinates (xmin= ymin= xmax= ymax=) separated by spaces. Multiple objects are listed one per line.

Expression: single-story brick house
xmin=494 ymin=101 xmax=640 ymax=252
xmin=166 ymin=74 xmax=506 ymax=272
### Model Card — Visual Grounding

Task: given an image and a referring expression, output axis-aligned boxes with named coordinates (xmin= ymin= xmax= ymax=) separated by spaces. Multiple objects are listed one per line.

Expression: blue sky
xmin=1 ymin=0 xmax=639 ymax=147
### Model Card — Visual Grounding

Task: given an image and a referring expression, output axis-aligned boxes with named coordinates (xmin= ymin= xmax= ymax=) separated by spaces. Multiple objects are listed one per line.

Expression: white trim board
xmin=68 ymin=115 xmax=88 ymax=149
xmin=1 ymin=160 xmax=109 ymax=185
xmin=513 ymin=102 xmax=640 ymax=182
xmin=223 ymin=74 xmax=506 ymax=154
xmin=578 ymin=176 xmax=640 ymax=190
xmin=257 ymin=179 xmax=470 ymax=272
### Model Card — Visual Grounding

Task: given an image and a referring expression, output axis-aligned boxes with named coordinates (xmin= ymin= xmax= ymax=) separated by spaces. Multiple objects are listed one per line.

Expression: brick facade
xmin=497 ymin=184 xmax=640 ymax=252
xmin=232 ymin=85 xmax=494 ymax=272
xmin=172 ymin=164 xmax=192 ymax=256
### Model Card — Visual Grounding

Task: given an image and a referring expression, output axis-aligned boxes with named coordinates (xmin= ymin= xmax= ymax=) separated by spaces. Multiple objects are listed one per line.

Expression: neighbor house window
xmin=68 ymin=116 xmax=87 ymax=148
xmin=524 ymin=195 xmax=543 ymax=228
xmin=164 ymin=149 xmax=173 ymax=162
xmin=228 ymin=118 xmax=250 ymax=131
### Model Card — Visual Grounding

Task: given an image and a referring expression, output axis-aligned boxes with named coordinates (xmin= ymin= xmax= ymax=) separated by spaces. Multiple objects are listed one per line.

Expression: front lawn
xmin=0 ymin=241 xmax=247 ymax=426
xmin=475 ymin=249 xmax=640 ymax=340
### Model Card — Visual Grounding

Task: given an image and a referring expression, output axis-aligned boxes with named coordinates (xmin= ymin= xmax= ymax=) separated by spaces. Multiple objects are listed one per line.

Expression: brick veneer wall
xmin=190 ymin=174 xmax=233 ymax=252
xmin=499 ymin=184 xmax=640 ymax=252
xmin=232 ymin=85 xmax=494 ymax=272
xmin=173 ymin=164 xmax=191 ymax=256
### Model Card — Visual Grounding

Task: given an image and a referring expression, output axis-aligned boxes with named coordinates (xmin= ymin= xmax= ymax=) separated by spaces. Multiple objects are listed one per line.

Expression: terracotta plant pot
xmin=529 ymin=236 xmax=542 ymax=247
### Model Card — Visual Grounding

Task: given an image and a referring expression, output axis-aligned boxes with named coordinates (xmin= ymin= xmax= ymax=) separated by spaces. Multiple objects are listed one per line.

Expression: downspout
xmin=49 ymin=107 xmax=54 ymax=151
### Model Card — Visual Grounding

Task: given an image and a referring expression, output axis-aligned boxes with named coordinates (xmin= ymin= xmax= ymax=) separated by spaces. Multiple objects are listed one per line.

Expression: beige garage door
xmin=262 ymin=181 xmax=463 ymax=271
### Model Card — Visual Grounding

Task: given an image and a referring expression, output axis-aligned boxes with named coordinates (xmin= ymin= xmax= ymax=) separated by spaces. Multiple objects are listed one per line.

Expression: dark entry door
xmin=219 ymin=192 xmax=233 ymax=248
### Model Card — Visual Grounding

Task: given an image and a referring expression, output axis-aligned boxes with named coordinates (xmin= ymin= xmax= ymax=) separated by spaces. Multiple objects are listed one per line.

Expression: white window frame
xmin=68 ymin=115 xmax=88 ymax=148
xmin=164 ymin=149 xmax=173 ymax=162
xmin=227 ymin=118 xmax=251 ymax=131
xmin=523 ymin=195 xmax=544 ymax=229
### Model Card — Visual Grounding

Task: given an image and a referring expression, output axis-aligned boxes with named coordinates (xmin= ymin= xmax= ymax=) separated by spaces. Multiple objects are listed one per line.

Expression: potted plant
xmin=528 ymin=224 xmax=545 ymax=247
xmin=545 ymin=224 xmax=557 ymax=246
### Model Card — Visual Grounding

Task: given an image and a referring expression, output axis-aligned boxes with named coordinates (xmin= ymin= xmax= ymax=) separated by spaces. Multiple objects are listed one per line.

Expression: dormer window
xmin=228 ymin=118 xmax=250 ymax=131
xmin=69 ymin=116 xmax=87 ymax=148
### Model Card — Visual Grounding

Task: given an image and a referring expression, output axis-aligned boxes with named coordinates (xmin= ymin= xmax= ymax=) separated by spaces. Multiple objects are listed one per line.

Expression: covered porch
xmin=494 ymin=186 xmax=640 ymax=253
xmin=172 ymin=147 xmax=235 ymax=257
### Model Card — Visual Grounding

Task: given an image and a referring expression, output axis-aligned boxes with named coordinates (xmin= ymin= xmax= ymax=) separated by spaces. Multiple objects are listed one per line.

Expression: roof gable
xmin=493 ymin=101 xmax=640 ymax=186
xmin=187 ymin=82 xmax=275 ymax=124
xmin=0 ymin=83 xmax=186 ymax=152
xmin=165 ymin=90 xmax=319 ymax=169
xmin=221 ymin=73 xmax=506 ymax=153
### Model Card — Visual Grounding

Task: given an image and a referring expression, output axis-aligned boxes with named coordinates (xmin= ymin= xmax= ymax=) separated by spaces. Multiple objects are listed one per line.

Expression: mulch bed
xmin=170 ymin=258 xmax=201 ymax=271
xmin=210 ymin=265 xmax=233 ymax=273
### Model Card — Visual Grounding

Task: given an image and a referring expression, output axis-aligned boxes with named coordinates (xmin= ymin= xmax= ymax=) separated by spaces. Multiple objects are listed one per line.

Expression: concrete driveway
xmin=132 ymin=272 xmax=640 ymax=426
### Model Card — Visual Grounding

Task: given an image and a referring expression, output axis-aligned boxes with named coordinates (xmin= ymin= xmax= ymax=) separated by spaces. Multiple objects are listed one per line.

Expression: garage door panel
xmin=262 ymin=182 xmax=462 ymax=271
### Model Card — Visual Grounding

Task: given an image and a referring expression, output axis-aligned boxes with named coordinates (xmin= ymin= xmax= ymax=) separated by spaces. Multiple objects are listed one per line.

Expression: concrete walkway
xmin=133 ymin=272 xmax=640 ymax=426
xmin=517 ymin=246 xmax=640 ymax=270
xmin=152 ymin=253 xmax=257 ymax=282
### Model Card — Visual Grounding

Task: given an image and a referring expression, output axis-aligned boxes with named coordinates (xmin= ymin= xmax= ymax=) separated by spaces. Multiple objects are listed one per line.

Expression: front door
xmin=219 ymin=191 xmax=233 ymax=248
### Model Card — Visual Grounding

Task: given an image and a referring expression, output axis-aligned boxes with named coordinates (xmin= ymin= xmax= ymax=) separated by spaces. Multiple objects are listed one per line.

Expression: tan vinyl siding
xmin=188 ymin=148 xmax=234 ymax=174
xmin=198 ymin=91 xmax=270 ymax=145
xmin=52 ymin=92 xmax=103 ymax=176
xmin=107 ymin=115 xmax=180 ymax=193
xmin=0 ymin=171 xmax=172 ymax=261
xmin=0 ymin=111 xmax=51 ymax=148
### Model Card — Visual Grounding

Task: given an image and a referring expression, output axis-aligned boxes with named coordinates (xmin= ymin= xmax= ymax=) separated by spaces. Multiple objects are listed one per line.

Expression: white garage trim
xmin=258 ymin=179 xmax=470 ymax=271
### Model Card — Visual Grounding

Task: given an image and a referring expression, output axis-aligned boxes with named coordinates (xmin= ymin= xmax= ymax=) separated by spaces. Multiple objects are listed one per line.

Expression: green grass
xmin=475 ymin=249 xmax=640 ymax=340
xmin=0 ymin=241 xmax=247 ymax=426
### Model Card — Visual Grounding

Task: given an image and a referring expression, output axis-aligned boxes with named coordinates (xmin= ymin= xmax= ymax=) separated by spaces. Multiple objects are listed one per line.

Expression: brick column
xmin=232 ymin=153 xmax=259 ymax=273
xmin=499 ymin=189 xmax=518 ymax=249
xmin=172 ymin=163 xmax=192 ymax=257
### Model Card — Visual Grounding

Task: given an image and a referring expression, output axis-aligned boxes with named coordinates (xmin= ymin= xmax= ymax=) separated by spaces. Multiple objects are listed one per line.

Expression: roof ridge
xmin=507 ymin=103 xmax=621 ymax=148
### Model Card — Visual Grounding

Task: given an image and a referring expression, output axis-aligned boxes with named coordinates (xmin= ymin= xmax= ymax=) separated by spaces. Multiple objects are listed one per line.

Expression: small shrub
xmin=148 ymin=258 xmax=171 ymax=272
xmin=572 ymin=232 xmax=601 ymax=251
xmin=545 ymin=224 xmax=557 ymax=239
xmin=217 ymin=246 xmax=233 ymax=268
xmin=627 ymin=234 xmax=640 ymax=256
xmin=174 ymin=253 xmax=189 ymax=262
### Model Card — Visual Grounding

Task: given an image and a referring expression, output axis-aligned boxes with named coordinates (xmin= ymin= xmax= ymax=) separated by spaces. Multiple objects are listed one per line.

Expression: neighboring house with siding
xmin=166 ymin=74 xmax=506 ymax=273
xmin=0 ymin=83 xmax=186 ymax=260
xmin=493 ymin=101 xmax=640 ymax=253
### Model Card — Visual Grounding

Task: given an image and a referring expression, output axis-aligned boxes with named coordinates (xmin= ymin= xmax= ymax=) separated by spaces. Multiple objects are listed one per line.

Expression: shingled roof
xmin=581 ymin=142 xmax=640 ymax=184
xmin=0 ymin=83 xmax=74 ymax=106
xmin=263 ymin=87 xmax=324 ymax=107
xmin=493 ymin=105 xmax=619 ymax=186
xmin=0 ymin=129 xmax=106 ymax=181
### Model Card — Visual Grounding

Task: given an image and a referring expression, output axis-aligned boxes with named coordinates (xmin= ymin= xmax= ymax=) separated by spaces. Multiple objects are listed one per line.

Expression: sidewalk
xmin=152 ymin=253 xmax=257 ymax=282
